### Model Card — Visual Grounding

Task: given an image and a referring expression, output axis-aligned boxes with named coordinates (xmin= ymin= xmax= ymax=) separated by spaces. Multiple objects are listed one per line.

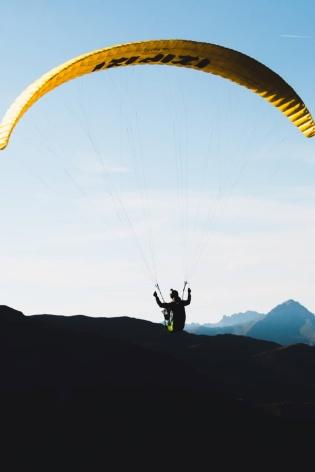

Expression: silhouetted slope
xmin=0 ymin=305 xmax=24 ymax=323
xmin=248 ymin=300 xmax=315 ymax=345
xmin=1 ymin=305 xmax=315 ymax=461
xmin=0 ymin=311 xmax=276 ymax=399
xmin=2 ymin=306 xmax=315 ymax=411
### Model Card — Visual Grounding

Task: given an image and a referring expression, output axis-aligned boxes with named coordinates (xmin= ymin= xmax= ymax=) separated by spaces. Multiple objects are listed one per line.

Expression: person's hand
xmin=153 ymin=291 xmax=157 ymax=297
xmin=188 ymin=287 xmax=191 ymax=294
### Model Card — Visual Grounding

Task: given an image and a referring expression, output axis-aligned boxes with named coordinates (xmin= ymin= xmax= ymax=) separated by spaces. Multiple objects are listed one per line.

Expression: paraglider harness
xmin=162 ymin=307 xmax=174 ymax=333
xmin=155 ymin=283 xmax=172 ymax=332
xmin=155 ymin=281 xmax=188 ymax=333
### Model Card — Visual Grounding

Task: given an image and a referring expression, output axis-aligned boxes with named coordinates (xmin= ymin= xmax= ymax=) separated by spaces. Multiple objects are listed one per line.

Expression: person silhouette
xmin=153 ymin=287 xmax=191 ymax=332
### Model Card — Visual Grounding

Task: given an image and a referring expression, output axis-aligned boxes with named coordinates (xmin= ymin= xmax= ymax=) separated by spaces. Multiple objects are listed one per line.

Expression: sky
xmin=0 ymin=0 xmax=314 ymax=323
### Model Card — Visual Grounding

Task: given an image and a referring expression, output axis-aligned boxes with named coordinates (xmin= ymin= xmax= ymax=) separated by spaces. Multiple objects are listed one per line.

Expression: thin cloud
xmin=280 ymin=33 xmax=314 ymax=39
xmin=77 ymin=161 xmax=130 ymax=175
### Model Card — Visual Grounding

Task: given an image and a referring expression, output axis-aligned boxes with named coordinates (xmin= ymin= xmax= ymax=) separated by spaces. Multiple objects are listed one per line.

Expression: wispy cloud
xmin=280 ymin=33 xmax=314 ymax=39
xmin=76 ymin=161 xmax=130 ymax=175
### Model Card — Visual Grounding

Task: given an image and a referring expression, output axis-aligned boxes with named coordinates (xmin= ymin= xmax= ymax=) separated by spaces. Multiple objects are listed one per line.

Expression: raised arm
xmin=153 ymin=291 xmax=167 ymax=309
xmin=183 ymin=288 xmax=191 ymax=306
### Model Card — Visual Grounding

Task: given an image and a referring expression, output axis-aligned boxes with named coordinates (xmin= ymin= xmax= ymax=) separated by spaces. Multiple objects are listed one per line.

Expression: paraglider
xmin=154 ymin=286 xmax=191 ymax=332
xmin=0 ymin=39 xmax=314 ymax=151
xmin=0 ymin=39 xmax=314 ymax=329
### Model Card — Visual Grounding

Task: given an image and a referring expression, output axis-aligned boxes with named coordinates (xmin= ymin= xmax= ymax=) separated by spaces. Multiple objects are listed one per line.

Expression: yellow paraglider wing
xmin=0 ymin=39 xmax=314 ymax=150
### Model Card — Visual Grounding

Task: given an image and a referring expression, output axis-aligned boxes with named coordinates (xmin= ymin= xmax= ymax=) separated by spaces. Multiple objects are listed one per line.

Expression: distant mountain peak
xmin=248 ymin=299 xmax=315 ymax=345
xmin=283 ymin=299 xmax=301 ymax=306
xmin=270 ymin=299 xmax=313 ymax=317
xmin=217 ymin=310 xmax=264 ymax=327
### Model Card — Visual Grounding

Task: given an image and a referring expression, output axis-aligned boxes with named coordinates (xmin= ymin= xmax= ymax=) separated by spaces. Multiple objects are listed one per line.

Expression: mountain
xmin=1 ymin=304 xmax=315 ymax=462
xmin=186 ymin=310 xmax=264 ymax=336
xmin=186 ymin=322 xmax=253 ymax=336
xmin=0 ymin=304 xmax=24 ymax=323
xmin=217 ymin=310 xmax=264 ymax=326
xmin=247 ymin=300 xmax=315 ymax=345
xmin=187 ymin=301 xmax=315 ymax=345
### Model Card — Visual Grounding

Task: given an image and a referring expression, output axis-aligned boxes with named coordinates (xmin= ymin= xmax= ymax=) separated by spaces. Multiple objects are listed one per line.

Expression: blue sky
xmin=0 ymin=0 xmax=314 ymax=322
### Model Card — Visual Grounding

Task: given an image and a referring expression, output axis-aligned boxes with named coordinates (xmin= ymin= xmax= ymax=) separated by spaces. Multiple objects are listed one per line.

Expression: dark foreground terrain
xmin=1 ymin=305 xmax=314 ymax=466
